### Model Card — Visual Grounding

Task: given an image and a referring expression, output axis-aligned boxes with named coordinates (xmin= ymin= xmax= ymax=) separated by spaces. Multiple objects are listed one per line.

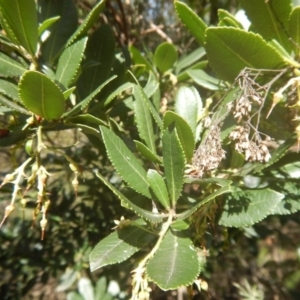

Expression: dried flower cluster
xmin=229 ymin=126 xmax=271 ymax=162
xmin=228 ymin=70 xmax=272 ymax=163
xmin=190 ymin=125 xmax=226 ymax=177
xmin=187 ymin=69 xmax=279 ymax=178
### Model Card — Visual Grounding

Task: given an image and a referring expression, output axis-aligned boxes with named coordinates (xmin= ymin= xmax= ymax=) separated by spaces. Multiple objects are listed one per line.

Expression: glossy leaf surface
xmin=100 ymin=126 xmax=151 ymax=198
xmin=0 ymin=0 xmax=38 ymax=55
xmin=19 ymin=71 xmax=65 ymax=120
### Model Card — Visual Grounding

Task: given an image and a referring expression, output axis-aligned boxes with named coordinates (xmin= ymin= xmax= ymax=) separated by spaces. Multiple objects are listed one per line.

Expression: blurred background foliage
xmin=1 ymin=0 xmax=300 ymax=299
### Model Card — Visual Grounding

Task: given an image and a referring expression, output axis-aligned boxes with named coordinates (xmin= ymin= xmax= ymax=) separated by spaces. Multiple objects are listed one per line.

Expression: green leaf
xmin=164 ymin=111 xmax=195 ymax=162
xmin=170 ymin=219 xmax=190 ymax=230
xmin=0 ymin=52 xmax=27 ymax=77
xmin=72 ymin=124 xmax=101 ymax=137
xmin=143 ymin=72 xmax=159 ymax=98
xmin=77 ymin=25 xmax=115 ymax=99
xmin=18 ymin=71 xmax=65 ymax=120
xmin=176 ymin=185 xmax=231 ymax=220
xmin=187 ymin=69 xmax=225 ymax=90
xmin=205 ymin=27 xmax=286 ymax=82
xmin=129 ymin=71 xmax=163 ymax=130
xmin=66 ymin=0 xmax=105 ymax=47
xmin=219 ymin=17 xmax=242 ymax=28
xmin=147 ymin=169 xmax=170 ymax=209
xmin=65 ymin=114 xmax=107 ymax=128
xmin=39 ymin=0 xmax=78 ymax=63
xmin=219 ymin=188 xmax=284 ymax=227
xmin=280 ymin=161 xmax=300 ymax=179
xmin=154 ymin=42 xmax=178 ymax=73
xmin=134 ymin=141 xmax=161 ymax=164
xmin=96 ymin=172 xmax=165 ymax=223
xmin=94 ymin=277 xmax=108 ymax=300
xmin=240 ymin=0 xmax=292 ymax=52
xmin=230 ymin=150 xmax=245 ymax=169
xmin=90 ymin=226 xmax=156 ymax=272
xmin=133 ymin=85 xmax=156 ymax=153
xmin=38 ymin=16 xmax=60 ymax=36
xmin=162 ymin=125 xmax=186 ymax=206
xmin=0 ymin=0 xmax=38 ymax=56
xmin=129 ymin=45 xmax=152 ymax=71
xmin=103 ymin=82 xmax=134 ymax=107
xmin=56 ymin=37 xmax=87 ymax=88
xmin=0 ymin=95 xmax=29 ymax=115
xmin=268 ymin=40 xmax=300 ymax=67
xmin=67 ymin=292 xmax=84 ymax=300
xmin=63 ymin=87 xmax=76 ymax=99
xmin=146 ymin=230 xmax=200 ymax=290
xmin=174 ymin=1 xmax=207 ymax=46
xmin=174 ymin=86 xmax=201 ymax=139
xmin=0 ymin=32 xmax=20 ymax=50
xmin=63 ymin=75 xmax=117 ymax=118
xmin=177 ymin=61 xmax=208 ymax=82
xmin=289 ymin=7 xmax=300 ymax=54
xmin=210 ymin=87 xmax=242 ymax=125
xmin=175 ymin=47 xmax=206 ymax=74
xmin=0 ymin=79 xmax=20 ymax=101
xmin=218 ymin=9 xmax=243 ymax=29
xmin=56 ymin=269 xmax=77 ymax=293
xmin=100 ymin=126 xmax=151 ymax=198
